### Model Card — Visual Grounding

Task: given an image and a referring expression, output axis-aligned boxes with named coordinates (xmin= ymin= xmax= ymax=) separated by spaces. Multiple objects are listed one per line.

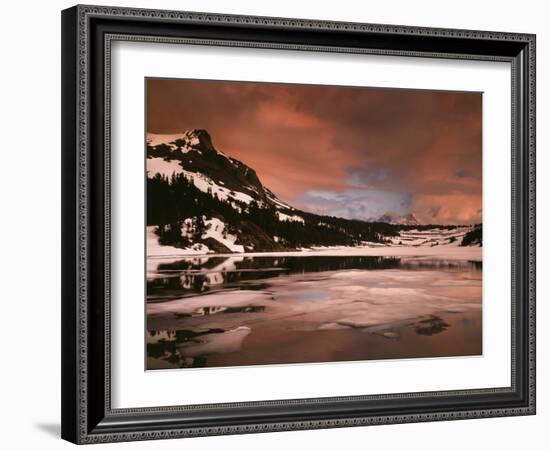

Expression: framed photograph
xmin=61 ymin=5 xmax=536 ymax=444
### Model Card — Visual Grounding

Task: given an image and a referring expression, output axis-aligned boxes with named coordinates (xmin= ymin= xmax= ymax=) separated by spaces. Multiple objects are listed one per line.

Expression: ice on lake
xmin=146 ymin=253 xmax=482 ymax=369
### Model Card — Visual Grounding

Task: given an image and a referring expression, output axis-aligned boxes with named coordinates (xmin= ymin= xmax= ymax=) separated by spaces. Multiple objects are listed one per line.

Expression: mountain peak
xmin=183 ymin=129 xmax=213 ymax=147
xmin=147 ymin=128 xmax=279 ymax=207
xmin=377 ymin=211 xmax=421 ymax=225
xmin=401 ymin=212 xmax=420 ymax=224
xmin=146 ymin=129 xmax=215 ymax=153
xmin=174 ymin=129 xmax=214 ymax=153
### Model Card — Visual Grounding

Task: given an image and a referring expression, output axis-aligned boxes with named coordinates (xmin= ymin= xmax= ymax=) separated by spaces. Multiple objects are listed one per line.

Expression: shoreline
xmin=148 ymin=244 xmax=482 ymax=262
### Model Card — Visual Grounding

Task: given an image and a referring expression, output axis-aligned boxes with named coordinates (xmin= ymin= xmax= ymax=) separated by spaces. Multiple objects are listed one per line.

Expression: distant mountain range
xmin=146 ymin=129 xmax=479 ymax=253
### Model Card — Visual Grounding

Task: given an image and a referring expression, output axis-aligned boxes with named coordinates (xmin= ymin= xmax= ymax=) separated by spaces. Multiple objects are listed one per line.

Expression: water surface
xmin=146 ymin=255 xmax=482 ymax=369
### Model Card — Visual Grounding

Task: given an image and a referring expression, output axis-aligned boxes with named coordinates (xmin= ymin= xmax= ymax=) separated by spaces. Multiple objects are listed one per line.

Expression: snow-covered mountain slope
xmin=147 ymin=129 xmax=292 ymax=211
xmin=151 ymin=217 xmax=247 ymax=256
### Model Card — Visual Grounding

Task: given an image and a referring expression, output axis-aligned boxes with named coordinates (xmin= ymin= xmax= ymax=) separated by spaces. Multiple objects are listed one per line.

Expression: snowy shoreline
xmin=147 ymin=221 xmax=481 ymax=264
xmin=147 ymin=224 xmax=482 ymax=283
xmin=148 ymin=244 xmax=482 ymax=261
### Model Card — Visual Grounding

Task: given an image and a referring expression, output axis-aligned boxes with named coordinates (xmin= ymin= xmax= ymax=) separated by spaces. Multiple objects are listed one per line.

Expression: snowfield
xmin=180 ymin=169 xmax=255 ymax=205
xmin=146 ymin=157 xmax=255 ymax=207
xmin=146 ymin=157 xmax=183 ymax=179
xmin=201 ymin=218 xmax=244 ymax=253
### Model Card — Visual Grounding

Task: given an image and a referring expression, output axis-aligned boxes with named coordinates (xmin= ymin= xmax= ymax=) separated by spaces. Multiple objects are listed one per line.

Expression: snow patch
xmin=181 ymin=170 xmax=255 ymax=205
xmin=202 ymin=218 xmax=244 ymax=253
xmin=146 ymin=158 xmax=255 ymax=207
xmin=276 ymin=212 xmax=305 ymax=223
xmin=146 ymin=158 xmax=183 ymax=178
xmin=147 ymin=226 xmax=209 ymax=257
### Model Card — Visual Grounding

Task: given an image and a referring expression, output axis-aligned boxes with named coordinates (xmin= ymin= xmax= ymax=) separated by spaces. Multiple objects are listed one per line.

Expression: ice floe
xmin=148 ymin=264 xmax=481 ymax=333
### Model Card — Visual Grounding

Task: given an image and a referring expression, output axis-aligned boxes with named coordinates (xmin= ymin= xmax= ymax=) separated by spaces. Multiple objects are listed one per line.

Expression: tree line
xmin=147 ymin=173 xmax=399 ymax=251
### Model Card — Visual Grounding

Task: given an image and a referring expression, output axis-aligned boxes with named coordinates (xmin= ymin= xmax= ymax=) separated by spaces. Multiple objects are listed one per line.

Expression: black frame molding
xmin=61 ymin=4 xmax=536 ymax=444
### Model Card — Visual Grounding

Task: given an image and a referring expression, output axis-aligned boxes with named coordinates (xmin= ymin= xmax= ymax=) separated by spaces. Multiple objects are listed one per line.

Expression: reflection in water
xmin=193 ymin=305 xmax=266 ymax=316
xmin=413 ymin=316 xmax=450 ymax=336
xmin=148 ymin=256 xmax=405 ymax=300
xmin=147 ymin=329 xmax=225 ymax=368
xmin=147 ymin=255 xmax=482 ymax=369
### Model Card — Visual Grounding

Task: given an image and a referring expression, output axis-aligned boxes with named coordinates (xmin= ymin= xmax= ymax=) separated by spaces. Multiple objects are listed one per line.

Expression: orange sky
xmin=147 ymin=78 xmax=482 ymax=224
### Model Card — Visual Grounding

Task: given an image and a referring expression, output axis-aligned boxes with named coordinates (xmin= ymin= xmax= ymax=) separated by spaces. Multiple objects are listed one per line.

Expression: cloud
xmin=295 ymin=189 xmax=411 ymax=221
xmin=346 ymin=167 xmax=390 ymax=187
xmin=147 ymin=78 xmax=482 ymax=224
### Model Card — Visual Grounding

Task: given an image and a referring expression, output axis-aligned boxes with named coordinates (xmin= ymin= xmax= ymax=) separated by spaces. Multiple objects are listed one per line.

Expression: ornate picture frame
xmin=61 ymin=5 xmax=535 ymax=444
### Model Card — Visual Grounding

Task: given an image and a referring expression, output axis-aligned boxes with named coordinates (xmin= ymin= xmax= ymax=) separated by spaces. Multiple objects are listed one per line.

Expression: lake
xmin=146 ymin=254 xmax=482 ymax=369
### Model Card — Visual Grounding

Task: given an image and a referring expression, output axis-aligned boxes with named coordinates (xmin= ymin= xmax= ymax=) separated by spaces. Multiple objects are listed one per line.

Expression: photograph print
xmin=146 ymin=78 xmax=483 ymax=370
